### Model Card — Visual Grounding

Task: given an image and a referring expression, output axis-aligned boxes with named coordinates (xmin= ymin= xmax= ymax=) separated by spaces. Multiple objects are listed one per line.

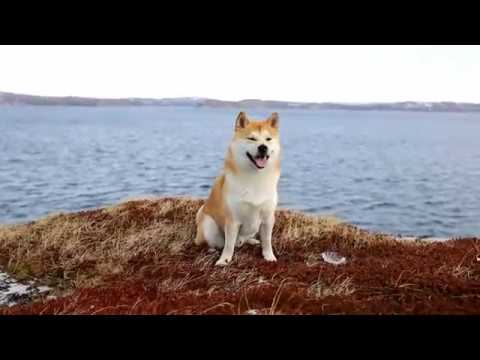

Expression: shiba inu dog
xmin=194 ymin=111 xmax=281 ymax=266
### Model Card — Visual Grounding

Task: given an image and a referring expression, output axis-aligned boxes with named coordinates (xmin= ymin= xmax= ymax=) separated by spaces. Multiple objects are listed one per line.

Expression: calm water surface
xmin=1 ymin=106 xmax=479 ymax=237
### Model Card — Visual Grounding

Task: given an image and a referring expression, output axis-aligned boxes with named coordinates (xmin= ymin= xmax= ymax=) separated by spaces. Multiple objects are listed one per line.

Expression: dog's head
xmin=227 ymin=111 xmax=281 ymax=172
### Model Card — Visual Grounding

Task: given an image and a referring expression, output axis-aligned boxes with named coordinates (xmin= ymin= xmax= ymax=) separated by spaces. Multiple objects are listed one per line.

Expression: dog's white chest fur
xmin=225 ymin=171 xmax=278 ymax=239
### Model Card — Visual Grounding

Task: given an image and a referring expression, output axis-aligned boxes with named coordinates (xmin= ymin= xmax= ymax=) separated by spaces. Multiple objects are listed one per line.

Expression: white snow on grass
xmin=0 ymin=271 xmax=52 ymax=307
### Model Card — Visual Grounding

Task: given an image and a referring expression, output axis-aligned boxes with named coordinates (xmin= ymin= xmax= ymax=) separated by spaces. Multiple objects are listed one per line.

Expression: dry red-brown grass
xmin=1 ymin=197 xmax=479 ymax=315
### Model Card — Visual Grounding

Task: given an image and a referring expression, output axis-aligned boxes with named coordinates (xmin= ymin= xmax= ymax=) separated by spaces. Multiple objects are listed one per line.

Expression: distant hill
xmin=1 ymin=91 xmax=480 ymax=112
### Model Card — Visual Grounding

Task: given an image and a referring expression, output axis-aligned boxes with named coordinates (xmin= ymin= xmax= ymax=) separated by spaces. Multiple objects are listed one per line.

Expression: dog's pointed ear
xmin=268 ymin=112 xmax=279 ymax=129
xmin=235 ymin=112 xmax=249 ymax=130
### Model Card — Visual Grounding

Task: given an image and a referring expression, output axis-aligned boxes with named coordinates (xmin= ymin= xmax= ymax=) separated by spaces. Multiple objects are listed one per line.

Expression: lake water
xmin=1 ymin=106 xmax=479 ymax=237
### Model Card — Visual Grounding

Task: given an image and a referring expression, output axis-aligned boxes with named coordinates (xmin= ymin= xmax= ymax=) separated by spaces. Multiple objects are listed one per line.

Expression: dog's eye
xmin=247 ymin=137 xmax=257 ymax=141
xmin=266 ymin=137 xmax=272 ymax=141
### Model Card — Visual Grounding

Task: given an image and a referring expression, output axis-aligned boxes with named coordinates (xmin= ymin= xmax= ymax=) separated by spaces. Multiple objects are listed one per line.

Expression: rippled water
xmin=1 ymin=106 xmax=479 ymax=237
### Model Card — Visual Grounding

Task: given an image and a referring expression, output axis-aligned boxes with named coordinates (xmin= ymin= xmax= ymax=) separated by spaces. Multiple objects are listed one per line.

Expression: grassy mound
xmin=0 ymin=197 xmax=479 ymax=314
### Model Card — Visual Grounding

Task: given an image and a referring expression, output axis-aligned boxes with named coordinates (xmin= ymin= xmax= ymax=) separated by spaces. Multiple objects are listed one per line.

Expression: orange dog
xmin=194 ymin=111 xmax=281 ymax=266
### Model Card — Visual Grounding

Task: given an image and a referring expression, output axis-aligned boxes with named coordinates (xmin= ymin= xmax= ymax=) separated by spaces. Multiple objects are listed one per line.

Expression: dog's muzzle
xmin=247 ymin=144 xmax=270 ymax=169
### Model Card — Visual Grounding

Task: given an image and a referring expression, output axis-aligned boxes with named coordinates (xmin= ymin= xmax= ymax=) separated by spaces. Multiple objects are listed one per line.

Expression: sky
xmin=0 ymin=45 xmax=479 ymax=103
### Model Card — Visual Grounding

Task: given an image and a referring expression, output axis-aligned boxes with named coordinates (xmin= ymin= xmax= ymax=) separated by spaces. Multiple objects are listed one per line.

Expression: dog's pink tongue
xmin=255 ymin=157 xmax=268 ymax=168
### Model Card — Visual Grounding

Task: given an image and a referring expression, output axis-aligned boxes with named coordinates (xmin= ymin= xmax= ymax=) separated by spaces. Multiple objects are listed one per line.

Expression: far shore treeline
xmin=2 ymin=91 xmax=480 ymax=112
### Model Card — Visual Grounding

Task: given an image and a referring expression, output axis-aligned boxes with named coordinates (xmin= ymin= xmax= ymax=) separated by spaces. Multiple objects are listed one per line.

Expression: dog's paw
xmin=246 ymin=238 xmax=260 ymax=246
xmin=215 ymin=256 xmax=232 ymax=266
xmin=262 ymin=251 xmax=277 ymax=262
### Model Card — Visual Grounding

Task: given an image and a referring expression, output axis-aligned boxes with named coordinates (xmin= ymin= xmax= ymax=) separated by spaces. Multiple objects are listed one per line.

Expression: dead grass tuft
xmin=308 ymin=275 xmax=356 ymax=299
xmin=0 ymin=197 xmax=203 ymax=288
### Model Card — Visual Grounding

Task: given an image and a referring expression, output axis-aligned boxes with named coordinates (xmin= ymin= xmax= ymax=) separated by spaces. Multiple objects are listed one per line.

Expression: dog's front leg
xmin=260 ymin=213 xmax=277 ymax=262
xmin=215 ymin=221 xmax=239 ymax=266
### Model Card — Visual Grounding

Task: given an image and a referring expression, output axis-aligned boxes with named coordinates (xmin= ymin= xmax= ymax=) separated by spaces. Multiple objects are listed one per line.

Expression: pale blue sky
xmin=0 ymin=45 xmax=479 ymax=103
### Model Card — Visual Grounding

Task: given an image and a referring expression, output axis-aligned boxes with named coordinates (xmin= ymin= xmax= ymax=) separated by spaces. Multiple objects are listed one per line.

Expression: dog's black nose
xmin=258 ymin=144 xmax=268 ymax=154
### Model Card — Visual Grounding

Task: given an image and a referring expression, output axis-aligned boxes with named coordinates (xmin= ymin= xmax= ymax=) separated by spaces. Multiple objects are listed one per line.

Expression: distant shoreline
xmin=2 ymin=91 xmax=480 ymax=113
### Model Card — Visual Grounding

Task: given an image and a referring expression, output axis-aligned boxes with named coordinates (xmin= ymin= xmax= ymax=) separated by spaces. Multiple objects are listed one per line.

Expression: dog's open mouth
xmin=246 ymin=152 xmax=269 ymax=169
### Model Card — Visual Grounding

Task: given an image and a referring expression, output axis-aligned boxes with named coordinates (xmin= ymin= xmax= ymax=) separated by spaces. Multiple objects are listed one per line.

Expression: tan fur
xmin=224 ymin=148 xmax=239 ymax=175
xmin=194 ymin=205 xmax=206 ymax=245
xmin=202 ymin=174 xmax=230 ymax=231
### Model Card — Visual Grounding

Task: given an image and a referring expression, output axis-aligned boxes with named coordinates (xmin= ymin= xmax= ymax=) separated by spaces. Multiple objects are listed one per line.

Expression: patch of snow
xmin=0 ymin=271 xmax=52 ymax=307
xmin=419 ymin=237 xmax=450 ymax=242
xmin=396 ymin=235 xmax=450 ymax=242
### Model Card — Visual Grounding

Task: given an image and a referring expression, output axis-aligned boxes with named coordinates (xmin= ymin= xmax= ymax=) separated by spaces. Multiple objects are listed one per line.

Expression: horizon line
xmin=1 ymin=90 xmax=479 ymax=105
